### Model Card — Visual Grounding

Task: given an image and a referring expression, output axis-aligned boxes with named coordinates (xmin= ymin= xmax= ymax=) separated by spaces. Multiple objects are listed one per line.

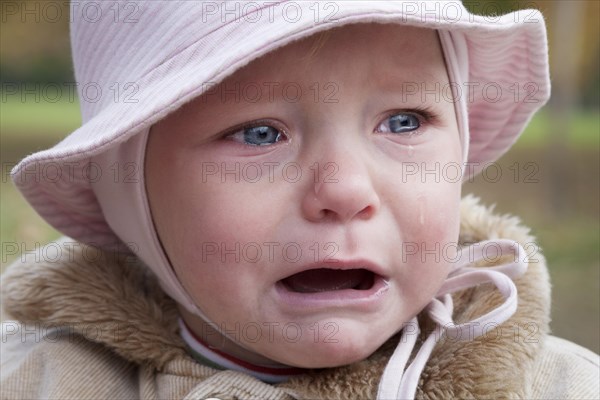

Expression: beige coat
xmin=2 ymin=195 xmax=598 ymax=399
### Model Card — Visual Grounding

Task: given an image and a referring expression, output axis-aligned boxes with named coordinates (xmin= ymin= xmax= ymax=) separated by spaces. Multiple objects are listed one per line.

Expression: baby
xmin=2 ymin=1 xmax=598 ymax=399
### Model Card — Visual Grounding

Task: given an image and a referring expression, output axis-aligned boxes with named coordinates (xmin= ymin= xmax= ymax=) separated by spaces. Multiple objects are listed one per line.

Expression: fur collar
xmin=1 ymin=195 xmax=550 ymax=399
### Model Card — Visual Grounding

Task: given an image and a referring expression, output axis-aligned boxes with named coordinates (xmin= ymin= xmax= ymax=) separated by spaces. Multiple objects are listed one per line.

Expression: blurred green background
xmin=1 ymin=1 xmax=599 ymax=353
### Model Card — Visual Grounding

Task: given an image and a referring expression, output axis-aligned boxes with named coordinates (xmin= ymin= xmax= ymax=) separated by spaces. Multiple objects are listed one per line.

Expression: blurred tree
xmin=0 ymin=0 xmax=72 ymax=83
xmin=545 ymin=1 xmax=589 ymax=217
xmin=574 ymin=0 xmax=600 ymax=109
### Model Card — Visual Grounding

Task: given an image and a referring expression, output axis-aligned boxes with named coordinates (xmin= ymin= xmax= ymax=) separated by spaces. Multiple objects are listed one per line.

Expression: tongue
xmin=282 ymin=268 xmax=370 ymax=293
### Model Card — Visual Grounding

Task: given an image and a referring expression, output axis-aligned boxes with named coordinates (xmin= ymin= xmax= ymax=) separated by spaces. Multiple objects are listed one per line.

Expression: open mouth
xmin=280 ymin=268 xmax=376 ymax=293
xmin=274 ymin=262 xmax=390 ymax=311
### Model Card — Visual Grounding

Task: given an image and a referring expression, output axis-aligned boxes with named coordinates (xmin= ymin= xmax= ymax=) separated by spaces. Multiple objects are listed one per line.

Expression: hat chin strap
xmin=90 ymin=130 xmax=223 ymax=328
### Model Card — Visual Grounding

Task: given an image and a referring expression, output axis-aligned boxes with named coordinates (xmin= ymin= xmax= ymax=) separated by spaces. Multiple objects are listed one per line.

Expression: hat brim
xmin=12 ymin=2 xmax=550 ymax=249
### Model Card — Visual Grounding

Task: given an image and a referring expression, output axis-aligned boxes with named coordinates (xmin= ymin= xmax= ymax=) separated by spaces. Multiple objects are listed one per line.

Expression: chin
xmin=264 ymin=320 xmax=394 ymax=368
xmin=307 ymin=337 xmax=384 ymax=368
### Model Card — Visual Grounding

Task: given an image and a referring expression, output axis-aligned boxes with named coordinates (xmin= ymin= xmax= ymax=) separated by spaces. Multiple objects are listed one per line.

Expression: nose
xmin=301 ymin=153 xmax=381 ymax=224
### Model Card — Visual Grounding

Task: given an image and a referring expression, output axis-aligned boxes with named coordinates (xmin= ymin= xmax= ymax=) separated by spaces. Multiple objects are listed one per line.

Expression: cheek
xmin=380 ymin=159 xmax=461 ymax=303
xmin=399 ymin=129 xmax=462 ymax=245
xmin=413 ymin=179 xmax=461 ymax=262
xmin=146 ymin=156 xmax=245 ymax=296
xmin=171 ymin=174 xmax=285 ymax=253
xmin=383 ymin=169 xmax=461 ymax=245
xmin=389 ymin=189 xmax=460 ymax=317
xmin=156 ymin=169 xmax=290 ymax=303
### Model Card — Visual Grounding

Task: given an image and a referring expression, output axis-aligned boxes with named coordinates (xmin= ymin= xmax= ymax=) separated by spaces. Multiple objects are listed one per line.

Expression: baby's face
xmin=146 ymin=23 xmax=462 ymax=368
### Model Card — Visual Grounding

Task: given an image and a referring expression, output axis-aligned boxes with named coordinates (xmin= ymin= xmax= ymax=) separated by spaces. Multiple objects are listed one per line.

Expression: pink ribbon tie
xmin=377 ymin=239 xmax=529 ymax=400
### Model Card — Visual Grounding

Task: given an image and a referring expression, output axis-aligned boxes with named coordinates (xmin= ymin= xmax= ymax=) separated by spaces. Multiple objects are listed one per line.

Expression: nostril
xmin=356 ymin=204 xmax=375 ymax=220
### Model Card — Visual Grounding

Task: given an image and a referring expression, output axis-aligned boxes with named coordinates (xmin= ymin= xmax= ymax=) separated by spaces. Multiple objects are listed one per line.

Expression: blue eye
xmin=228 ymin=125 xmax=284 ymax=146
xmin=377 ymin=113 xmax=420 ymax=134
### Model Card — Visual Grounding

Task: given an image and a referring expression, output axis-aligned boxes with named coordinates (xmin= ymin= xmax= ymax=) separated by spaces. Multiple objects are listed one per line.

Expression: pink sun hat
xmin=11 ymin=1 xmax=550 ymax=311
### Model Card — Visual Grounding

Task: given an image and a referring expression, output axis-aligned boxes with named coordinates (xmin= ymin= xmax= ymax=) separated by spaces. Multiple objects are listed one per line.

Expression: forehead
xmin=231 ymin=22 xmax=447 ymax=86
